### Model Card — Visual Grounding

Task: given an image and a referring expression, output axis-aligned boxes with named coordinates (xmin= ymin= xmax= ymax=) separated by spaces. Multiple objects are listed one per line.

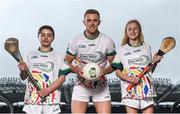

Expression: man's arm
xmin=101 ymin=55 xmax=115 ymax=75
xmin=65 ymin=54 xmax=82 ymax=75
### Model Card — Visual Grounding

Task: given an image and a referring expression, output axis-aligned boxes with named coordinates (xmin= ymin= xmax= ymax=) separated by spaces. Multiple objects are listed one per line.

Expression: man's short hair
xmin=84 ymin=9 xmax=100 ymax=19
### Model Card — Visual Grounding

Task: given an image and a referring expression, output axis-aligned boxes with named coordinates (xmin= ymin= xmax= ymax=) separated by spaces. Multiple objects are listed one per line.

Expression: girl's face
xmin=126 ymin=22 xmax=141 ymax=41
xmin=38 ymin=29 xmax=54 ymax=47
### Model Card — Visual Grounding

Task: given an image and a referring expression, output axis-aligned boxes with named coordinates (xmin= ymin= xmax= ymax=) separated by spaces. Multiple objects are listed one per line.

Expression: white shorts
xmin=121 ymin=98 xmax=155 ymax=109
xmin=72 ymin=85 xmax=111 ymax=102
xmin=23 ymin=104 xmax=61 ymax=114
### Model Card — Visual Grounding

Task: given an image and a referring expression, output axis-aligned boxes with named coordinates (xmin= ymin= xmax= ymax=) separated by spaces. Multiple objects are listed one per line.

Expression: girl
xmin=112 ymin=19 xmax=161 ymax=113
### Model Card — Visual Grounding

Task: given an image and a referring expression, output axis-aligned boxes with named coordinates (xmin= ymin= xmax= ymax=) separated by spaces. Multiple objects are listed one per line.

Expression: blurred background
xmin=0 ymin=0 xmax=179 ymax=113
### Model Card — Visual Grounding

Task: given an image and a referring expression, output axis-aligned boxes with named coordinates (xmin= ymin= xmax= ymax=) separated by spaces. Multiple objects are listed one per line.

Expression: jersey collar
xmin=38 ymin=47 xmax=53 ymax=53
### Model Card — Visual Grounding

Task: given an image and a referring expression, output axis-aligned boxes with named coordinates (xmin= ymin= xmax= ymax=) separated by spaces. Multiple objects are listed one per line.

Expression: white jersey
xmin=67 ymin=32 xmax=116 ymax=89
xmin=24 ymin=48 xmax=63 ymax=105
xmin=112 ymin=43 xmax=156 ymax=100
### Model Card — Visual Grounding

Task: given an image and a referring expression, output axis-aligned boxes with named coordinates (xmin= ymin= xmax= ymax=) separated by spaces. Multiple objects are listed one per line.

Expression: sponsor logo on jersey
xmin=88 ymin=44 xmax=95 ymax=46
xmin=128 ymin=55 xmax=150 ymax=66
xmin=79 ymin=51 xmax=105 ymax=63
xmin=124 ymin=49 xmax=142 ymax=56
xmin=33 ymin=61 xmax=54 ymax=72
xmin=40 ymin=55 xmax=48 ymax=57
xmin=134 ymin=49 xmax=141 ymax=52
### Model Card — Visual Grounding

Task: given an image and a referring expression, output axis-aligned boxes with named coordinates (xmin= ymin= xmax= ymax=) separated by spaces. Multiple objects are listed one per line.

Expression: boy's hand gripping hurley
xmin=4 ymin=38 xmax=46 ymax=102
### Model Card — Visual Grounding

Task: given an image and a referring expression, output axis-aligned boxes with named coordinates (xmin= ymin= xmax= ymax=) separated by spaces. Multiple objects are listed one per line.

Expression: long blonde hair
xmin=121 ymin=19 xmax=144 ymax=46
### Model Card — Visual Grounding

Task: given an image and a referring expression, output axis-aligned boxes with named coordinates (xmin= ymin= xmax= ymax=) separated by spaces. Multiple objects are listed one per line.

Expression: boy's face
xmin=38 ymin=29 xmax=54 ymax=48
xmin=83 ymin=13 xmax=100 ymax=34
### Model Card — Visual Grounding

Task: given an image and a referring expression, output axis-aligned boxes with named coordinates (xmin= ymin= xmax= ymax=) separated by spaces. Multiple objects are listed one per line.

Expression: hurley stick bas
xmin=126 ymin=37 xmax=176 ymax=93
xmin=4 ymin=37 xmax=46 ymax=102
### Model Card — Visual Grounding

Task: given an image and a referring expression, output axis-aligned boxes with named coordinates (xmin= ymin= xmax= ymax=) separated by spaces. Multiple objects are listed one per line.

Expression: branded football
xmin=83 ymin=63 xmax=101 ymax=81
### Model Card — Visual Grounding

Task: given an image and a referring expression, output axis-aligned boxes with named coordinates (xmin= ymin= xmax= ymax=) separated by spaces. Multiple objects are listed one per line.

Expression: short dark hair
xmin=38 ymin=25 xmax=55 ymax=38
xmin=84 ymin=9 xmax=100 ymax=19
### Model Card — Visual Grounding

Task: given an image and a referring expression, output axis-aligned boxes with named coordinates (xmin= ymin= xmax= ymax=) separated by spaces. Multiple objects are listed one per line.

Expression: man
xmin=65 ymin=9 xmax=116 ymax=113
xmin=18 ymin=25 xmax=65 ymax=114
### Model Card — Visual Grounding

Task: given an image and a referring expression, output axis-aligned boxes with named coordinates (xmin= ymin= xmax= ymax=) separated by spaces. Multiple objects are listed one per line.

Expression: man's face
xmin=83 ymin=13 xmax=100 ymax=34
xmin=38 ymin=29 xmax=54 ymax=48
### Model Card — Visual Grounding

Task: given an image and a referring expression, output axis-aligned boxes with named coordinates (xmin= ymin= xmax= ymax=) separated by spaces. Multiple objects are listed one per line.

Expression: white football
xmin=83 ymin=63 xmax=101 ymax=81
